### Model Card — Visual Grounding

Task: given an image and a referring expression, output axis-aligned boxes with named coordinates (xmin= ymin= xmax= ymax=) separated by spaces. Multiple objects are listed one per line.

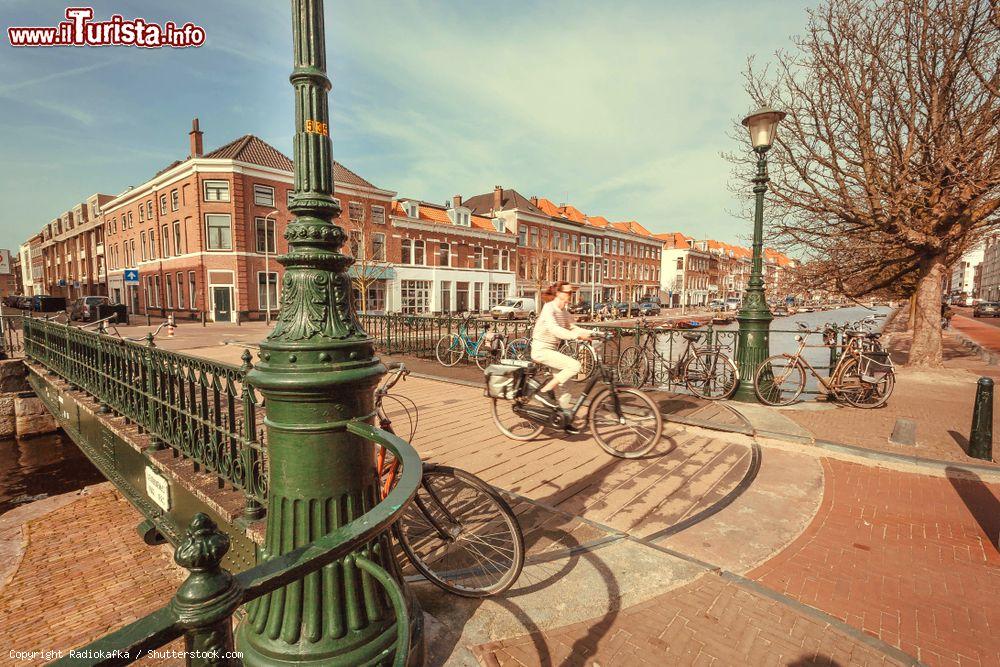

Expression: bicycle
xmin=617 ymin=327 xmax=738 ymax=400
xmin=557 ymin=338 xmax=600 ymax=381
xmin=753 ymin=324 xmax=894 ymax=408
xmin=487 ymin=334 xmax=664 ymax=458
xmin=435 ymin=316 xmax=520 ymax=370
xmin=374 ymin=362 xmax=525 ymax=597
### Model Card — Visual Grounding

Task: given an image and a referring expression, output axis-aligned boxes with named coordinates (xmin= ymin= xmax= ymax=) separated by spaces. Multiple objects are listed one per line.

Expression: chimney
xmin=189 ymin=117 xmax=203 ymax=158
xmin=452 ymin=194 xmax=462 ymax=209
xmin=493 ymin=185 xmax=503 ymax=212
xmin=530 ymin=196 xmax=538 ymax=207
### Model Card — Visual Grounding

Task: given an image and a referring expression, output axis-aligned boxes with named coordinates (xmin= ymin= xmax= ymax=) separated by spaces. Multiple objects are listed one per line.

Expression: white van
xmin=491 ymin=297 xmax=537 ymax=320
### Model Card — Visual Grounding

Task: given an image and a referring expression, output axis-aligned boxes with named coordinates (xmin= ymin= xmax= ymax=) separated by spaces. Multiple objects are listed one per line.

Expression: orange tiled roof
xmin=586 ymin=215 xmax=611 ymax=228
xmin=391 ymin=200 xmax=507 ymax=234
xmin=610 ymin=220 xmax=652 ymax=236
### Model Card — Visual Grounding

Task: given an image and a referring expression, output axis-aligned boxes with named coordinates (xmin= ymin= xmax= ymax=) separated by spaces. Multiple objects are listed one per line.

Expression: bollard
xmin=968 ymin=377 xmax=993 ymax=461
xmin=201 ymin=311 xmax=206 ymax=327
xmin=146 ymin=313 xmax=151 ymax=327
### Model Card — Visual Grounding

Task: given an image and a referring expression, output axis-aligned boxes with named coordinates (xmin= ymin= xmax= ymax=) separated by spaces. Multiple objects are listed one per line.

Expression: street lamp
xmin=261 ymin=209 xmax=279 ymax=325
xmin=732 ymin=106 xmax=786 ymax=402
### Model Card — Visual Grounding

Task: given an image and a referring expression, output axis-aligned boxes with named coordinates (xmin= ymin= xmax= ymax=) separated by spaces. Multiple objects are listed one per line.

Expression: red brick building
xmin=102 ymin=119 xmax=394 ymax=322
xmin=38 ymin=194 xmax=112 ymax=302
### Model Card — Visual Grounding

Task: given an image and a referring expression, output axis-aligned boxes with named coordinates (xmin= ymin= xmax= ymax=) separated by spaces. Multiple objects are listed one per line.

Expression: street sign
xmin=0 ymin=249 xmax=10 ymax=275
xmin=124 ymin=269 xmax=139 ymax=284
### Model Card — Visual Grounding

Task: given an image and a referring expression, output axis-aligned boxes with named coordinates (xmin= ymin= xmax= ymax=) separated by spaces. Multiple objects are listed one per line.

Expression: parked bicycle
xmin=754 ymin=323 xmax=894 ymax=408
xmin=557 ymin=338 xmax=600 ymax=381
xmin=486 ymin=333 xmax=664 ymax=458
xmin=374 ymin=362 xmax=525 ymax=597
xmin=617 ymin=327 xmax=738 ymax=399
xmin=435 ymin=316 xmax=525 ymax=370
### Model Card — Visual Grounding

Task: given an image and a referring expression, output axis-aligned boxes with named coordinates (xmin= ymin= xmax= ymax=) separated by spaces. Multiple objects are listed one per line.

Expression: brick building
xmin=101 ymin=119 xmax=394 ymax=322
xmin=463 ymin=187 xmax=661 ymax=305
xmin=658 ymin=233 xmax=716 ymax=306
xmin=38 ymin=194 xmax=112 ymax=302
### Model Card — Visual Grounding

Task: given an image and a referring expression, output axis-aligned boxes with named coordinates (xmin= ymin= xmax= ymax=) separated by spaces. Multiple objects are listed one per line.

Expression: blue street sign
xmin=124 ymin=269 xmax=139 ymax=284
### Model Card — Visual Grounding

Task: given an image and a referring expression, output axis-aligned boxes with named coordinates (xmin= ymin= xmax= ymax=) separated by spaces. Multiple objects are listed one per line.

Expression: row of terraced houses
xmin=16 ymin=120 xmax=794 ymax=321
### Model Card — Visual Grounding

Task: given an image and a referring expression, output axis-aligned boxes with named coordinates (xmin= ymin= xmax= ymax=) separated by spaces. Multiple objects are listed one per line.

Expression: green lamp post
xmin=234 ymin=0 xmax=423 ymax=664
xmin=732 ymin=106 xmax=786 ymax=403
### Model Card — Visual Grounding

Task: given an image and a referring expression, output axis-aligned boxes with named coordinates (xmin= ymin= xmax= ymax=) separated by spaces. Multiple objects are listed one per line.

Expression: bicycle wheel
xmin=616 ymin=346 xmax=649 ymax=387
xmin=397 ymin=466 xmax=525 ymax=597
xmin=435 ymin=334 xmax=465 ymax=367
xmin=506 ymin=337 xmax=531 ymax=361
xmin=754 ymin=355 xmax=805 ymax=406
xmin=588 ymin=387 xmax=662 ymax=458
xmin=837 ymin=357 xmax=895 ymax=409
xmin=491 ymin=398 xmax=544 ymax=441
xmin=557 ymin=341 xmax=596 ymax=381
xmin=684 ymin=349 xmax=738 ymax=400
xmin=474 ymin=343 xmax=498 ymax=371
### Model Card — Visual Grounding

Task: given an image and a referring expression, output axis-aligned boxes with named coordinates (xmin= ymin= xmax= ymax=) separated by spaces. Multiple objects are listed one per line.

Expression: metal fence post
xmin=145 ymin=332 xmax=164 ymax=451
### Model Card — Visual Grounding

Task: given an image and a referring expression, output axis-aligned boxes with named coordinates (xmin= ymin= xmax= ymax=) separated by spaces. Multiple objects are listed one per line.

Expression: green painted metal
xmin=968 ymin=376 xmax=993 ymax=461
xmin=733 ymin=148 xmax=775 ymax=402
xmin=49 ymin=420 xmax=422 ymax=667
xmin=21 ymin=317 xmax=268 ymax=516
xmin=234 ymin=1 xmax=423 ymax=664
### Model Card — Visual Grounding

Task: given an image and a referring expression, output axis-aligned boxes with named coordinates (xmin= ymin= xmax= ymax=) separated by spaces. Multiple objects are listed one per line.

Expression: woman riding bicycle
xmin=531 ymin=281 xmax=592 ymax=410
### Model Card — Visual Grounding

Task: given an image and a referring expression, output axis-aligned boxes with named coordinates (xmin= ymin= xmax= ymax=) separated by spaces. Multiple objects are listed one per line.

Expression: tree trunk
xmin=908 ymin=255 xmax=945 ymax=367
xmin=908 ymin=294 xmax=916 ymax=331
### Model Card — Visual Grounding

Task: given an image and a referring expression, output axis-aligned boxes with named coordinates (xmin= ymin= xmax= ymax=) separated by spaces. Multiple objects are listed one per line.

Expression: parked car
xmin=724 ymin=297 xmax=741 ymax=311
xmin=637 ymin=302 xmax=661 ymax=316
xmin=68 ymin=295 xmax=111 ymax=322
xmin=568 ymin=301 xmax=592 ymax=315
xmin=709 ymin=299 xmax=726 ymax=310
xmin=615 ymin=302 xmax=633 ymax=316
xmin=490 ymin=297 xmax=537 ymax=320
xmin=973 ymin=301 xmax=1000 ymax=318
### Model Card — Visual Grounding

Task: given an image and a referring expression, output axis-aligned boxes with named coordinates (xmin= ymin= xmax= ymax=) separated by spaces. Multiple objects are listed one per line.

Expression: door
xmin=128 ymin=286 xmax=139 ymax=314
xmin=213 ymin=287 xmax=232 ymax=322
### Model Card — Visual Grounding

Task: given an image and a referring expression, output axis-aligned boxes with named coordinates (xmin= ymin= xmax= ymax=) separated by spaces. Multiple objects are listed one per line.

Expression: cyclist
xmin=531 ymin=281 xmax=592 ymax=410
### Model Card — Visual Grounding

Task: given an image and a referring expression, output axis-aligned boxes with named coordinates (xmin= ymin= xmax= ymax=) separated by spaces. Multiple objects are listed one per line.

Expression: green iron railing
xmin=21 ymin=317 xmax=268 ymax=518
xmin=50 ymin=420 xmax=423 ymax=667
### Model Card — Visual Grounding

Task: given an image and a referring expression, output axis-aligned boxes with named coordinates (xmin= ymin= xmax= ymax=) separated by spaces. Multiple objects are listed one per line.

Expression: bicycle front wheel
xmin=616 ymin=346 xmax=649 ymax=387
xmin=754 ymin=355 xmax=805 ymax=406
xmin=474 ymin=343 xmax=498 ymax=370
xmin=435 ymin=334 xmax=465 ymax=367
xmin=588 ymin=387 xmax=662 ymax=458
xmin=684 ymin=349 xmax=738 ymax=400
xmin=838 ymin=357 xmax=895 ymax=409
xmin=397 ymin=466 xmax=525 ymax=597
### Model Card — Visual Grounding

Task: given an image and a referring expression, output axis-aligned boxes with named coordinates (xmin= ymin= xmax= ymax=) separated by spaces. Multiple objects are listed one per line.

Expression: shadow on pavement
xmin=945 ymin=466 xmax=1000 ymax=551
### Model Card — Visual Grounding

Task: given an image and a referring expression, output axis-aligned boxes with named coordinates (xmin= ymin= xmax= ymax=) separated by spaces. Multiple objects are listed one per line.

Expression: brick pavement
xmin=751 ymin=459 xmax=1000 ymax=667
xmin=472 ymin=572 xmax=906 ymax=666
xmin=0 ymin=485 xmax=185 ymax=665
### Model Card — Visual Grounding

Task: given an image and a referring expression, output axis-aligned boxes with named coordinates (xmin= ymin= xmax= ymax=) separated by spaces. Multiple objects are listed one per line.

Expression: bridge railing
xmin=51 ymin=420 xmax=422 ymax=667
xmin=21 ymin=316 xmax=269 ymax=518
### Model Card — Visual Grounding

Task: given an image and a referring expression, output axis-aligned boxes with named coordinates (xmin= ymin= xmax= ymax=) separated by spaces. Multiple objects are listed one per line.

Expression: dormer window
xmin=449 ymin=207 xmax=471 ymax=227
xmin=492 ymin=218 xmax=504 ymax=233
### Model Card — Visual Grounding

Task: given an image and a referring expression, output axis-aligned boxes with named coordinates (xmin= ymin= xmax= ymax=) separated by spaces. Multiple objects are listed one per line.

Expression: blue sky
xmin=0 ymin=0 xmax=814 ymax=252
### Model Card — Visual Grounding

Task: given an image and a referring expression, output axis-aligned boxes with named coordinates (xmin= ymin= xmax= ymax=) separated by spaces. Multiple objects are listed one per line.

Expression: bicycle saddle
xmin=682 ymin=332 xmax=703 ymax=342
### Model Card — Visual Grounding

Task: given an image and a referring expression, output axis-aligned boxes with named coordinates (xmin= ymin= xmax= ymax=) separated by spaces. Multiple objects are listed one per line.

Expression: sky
xmin=0 ymin=0 xmax=815 ymax=253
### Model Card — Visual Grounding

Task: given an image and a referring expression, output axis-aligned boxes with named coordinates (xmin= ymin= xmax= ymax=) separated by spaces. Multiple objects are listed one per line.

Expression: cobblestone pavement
xmin=751 ymin=459 xmax=1000 ymax=667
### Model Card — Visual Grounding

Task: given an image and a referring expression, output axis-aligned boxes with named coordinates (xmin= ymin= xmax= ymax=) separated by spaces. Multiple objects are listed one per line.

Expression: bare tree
xmin=344 ymin=212 xmax=392 ymax=313
xmin=736 ymin=0 xmax=999 ymax=366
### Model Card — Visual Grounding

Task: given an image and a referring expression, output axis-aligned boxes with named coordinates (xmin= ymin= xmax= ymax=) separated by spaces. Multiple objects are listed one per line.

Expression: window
xmin=176 ymin=272 xmax=185 ymax=309
xmin=400 ymin=280 xmax=431 ymax=314
xmin=166 ymin=274 xmax=173 ymax=309
xmin=148 ymin=230 xmax=157 ymax=259
xmin=147 ymin=201 xmax=153 ymax=220
xmin=204 ymin=180 xmax=230 ymax=202
xmin=401 ymin=238 xmax=425 ymax=265
xmin=129 ymin=239 xmax=136 ymax=265
xmin=171 ymin=189 xmax=179 ymax=211
xmin=571 ymin=235 xmax=578 ymax=253
xmin=153 ymin=275 xmax=161 ymax=308
xmin=253 ymin=184 xmax=275 ymax=207
xmin=206 ymin=214 xmax=232 ymax=250
xmin=286 ymin=191 xmax=294 ymax=208
xmin=159 ymin=195 xmax=167 ymax=215
xmin=254 ymin=217 xmax=276 ymax=253
xmin=372 ymin=233 xmax=386 ymax=261
xmin=604 ymin=238 xmax=609 ymax=253
xmin=349 ymin=230 xmax=363 ymax=259
xmin=128 ymin=212 xmax=133 ymax=228
xmin=371 ymin=205 xmax=385 ymax=225
xmin=500 ymin=250 xmax=510 ymax=271
xmin=530 ymin=227 xmax=539 ymax=248
xmin=161 ymin=225 xmax=170 ymax=257
xmin=138 ymin=205 xmax=144 ymax=223
xmin=453 ymin=210 xmax=470 ymax=226
xmin=473 ymin=246 xmax=483 ymax=269
xmin=489 ymin=283 xmax=508 ymax=306
xmin=360 ymin=280 xmax=386 ymax=311
xmin=189 ymin=272 xmax=197 ymax=310
xmin=348 ymin=202 xmax=364 ymax=223
xmin=517 ymin=227 xmax=527 ymax=247
xmin=258 ymin=272 xmax=279 ymax=310
xmin=173 ymin=221 xmax=182 ymax=255
xmin=440 ymin=281 xmax=452 ymax=312
xmin=140 ymin=232 xmax=147 ymax=261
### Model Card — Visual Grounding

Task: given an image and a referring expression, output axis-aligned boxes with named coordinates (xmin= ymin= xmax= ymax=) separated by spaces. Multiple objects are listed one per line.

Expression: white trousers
xmin=531 ymin=345 xmax=581 ymax=386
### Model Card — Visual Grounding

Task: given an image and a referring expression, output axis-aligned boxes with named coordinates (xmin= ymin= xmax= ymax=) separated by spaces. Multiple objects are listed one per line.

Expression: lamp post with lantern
xmin=732 ymin=106 xmax=786 ymax=402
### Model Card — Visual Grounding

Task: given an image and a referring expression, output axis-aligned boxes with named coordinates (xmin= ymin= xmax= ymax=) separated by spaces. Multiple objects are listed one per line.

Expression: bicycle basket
xmin=858 ymin=351 xmax=892 ymax=383
xmin=484 ymin=363 xmax=525 ymax=400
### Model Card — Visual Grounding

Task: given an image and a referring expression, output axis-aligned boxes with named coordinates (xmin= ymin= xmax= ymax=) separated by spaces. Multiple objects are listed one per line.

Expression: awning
xmin=348 ymin=265 xmax=396 ymax=280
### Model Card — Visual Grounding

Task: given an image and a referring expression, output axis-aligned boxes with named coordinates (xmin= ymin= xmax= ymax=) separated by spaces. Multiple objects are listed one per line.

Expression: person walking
xmin=530 ymin=281 xmax=592 ymax=410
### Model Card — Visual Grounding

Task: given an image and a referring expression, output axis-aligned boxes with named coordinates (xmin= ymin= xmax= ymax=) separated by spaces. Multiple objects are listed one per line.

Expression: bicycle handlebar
xmin=377 ymin=362 xmax=409 ymax=395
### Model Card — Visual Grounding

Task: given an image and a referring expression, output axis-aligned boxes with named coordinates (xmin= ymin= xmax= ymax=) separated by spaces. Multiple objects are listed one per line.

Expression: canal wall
xmin=0 ymin=359 xmax=59 ymax=440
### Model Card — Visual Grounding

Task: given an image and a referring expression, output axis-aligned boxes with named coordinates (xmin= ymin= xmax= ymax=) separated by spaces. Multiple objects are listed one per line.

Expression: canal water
xmin=0 ymin=433 xmax=105 ymax=516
